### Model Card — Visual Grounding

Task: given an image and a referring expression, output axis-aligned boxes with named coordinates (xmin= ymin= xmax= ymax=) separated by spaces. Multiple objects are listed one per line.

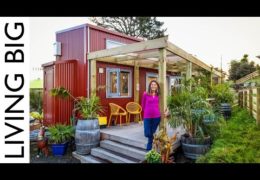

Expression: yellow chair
xmin=108 ymin=103 xmax=128 ymax=127
xmin=126 ymin=102 xmax=142 ymax=124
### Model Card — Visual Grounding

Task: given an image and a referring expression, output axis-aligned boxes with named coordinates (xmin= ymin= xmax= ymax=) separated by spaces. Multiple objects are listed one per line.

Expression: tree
xmin=90 ymin=17 xmax=167 ymax=40
xmin=228 ymin=54 xmax=257 ymax=81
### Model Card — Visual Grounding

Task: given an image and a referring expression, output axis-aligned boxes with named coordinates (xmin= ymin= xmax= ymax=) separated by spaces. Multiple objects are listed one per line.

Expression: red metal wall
xmin=89 ymin=26 xmax=140 ymax=52
xmin=43 ymin=62 xmax=55 ymax=126
xmin=56 ymin=27 xmax=86 ymax=97
xmin=42 ymin=60 xmax=78 ymax=126
xmin=54 ymin=60 xmax=78 ymax=125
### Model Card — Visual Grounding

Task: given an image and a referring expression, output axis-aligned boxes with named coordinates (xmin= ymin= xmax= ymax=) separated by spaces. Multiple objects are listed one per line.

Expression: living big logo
xmin=0 ymin=18 xmax=29 ymax=163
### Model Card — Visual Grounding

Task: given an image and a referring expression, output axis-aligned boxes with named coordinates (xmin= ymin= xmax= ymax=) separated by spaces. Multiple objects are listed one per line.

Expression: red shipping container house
xmin=42 ymin=23 xmax=223 ymax=126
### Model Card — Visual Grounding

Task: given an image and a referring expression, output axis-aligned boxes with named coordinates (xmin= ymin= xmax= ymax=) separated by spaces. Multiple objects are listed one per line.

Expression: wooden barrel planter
xmin=75 ymin=119 xmax=100 ymax=155
xmin=181 ymin=135 xmax=211 ymax=160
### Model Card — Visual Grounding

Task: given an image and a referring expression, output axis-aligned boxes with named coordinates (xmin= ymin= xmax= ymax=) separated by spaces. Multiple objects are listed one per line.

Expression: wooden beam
xmin=88 ymin=36 xmax=168 ymax=60
xmin=158 ymin=48 xmax=167 ymax=131
xmin=167 ymin=42 xmax=222 ymax=77
xmin=115 ymin=50 xmax=161 ymax=62
xmin=134 ymin=61 xmax=140 ymax=122
xmin=236 ymin=70 xmax=260 ymax=84
xmin=90 ymin=59 xmax=97 ymax=95
xmin=186 ymin=61 xmax=192 ymax=91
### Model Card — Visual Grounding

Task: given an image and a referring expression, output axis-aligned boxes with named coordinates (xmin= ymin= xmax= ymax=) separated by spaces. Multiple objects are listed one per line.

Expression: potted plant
xmin=48 ymin=124 xmax=74 ymax=156
xmin=167 ymin=79 xmax=213 ymax=160
xmin=50 ymin=87 xmax=104 ymax=155
xmin=210 ymin=83 xmax=234 ymax=119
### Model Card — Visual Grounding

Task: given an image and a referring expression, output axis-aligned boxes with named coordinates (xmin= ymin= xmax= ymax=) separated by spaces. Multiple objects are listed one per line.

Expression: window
xmin=146 ymin=73 xmax=181 ymax=95
xmin=146 ymin=73 xmax=158 ymax=92
xmin=106 ymin=39 xmax=126 ymax=49
xmin=106 ymin=68 xmax=132 ymax=98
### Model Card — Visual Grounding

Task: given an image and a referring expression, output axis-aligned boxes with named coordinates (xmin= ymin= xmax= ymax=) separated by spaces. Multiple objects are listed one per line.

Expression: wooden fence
xmin=238 ymin=87 xmax=260 ymax=127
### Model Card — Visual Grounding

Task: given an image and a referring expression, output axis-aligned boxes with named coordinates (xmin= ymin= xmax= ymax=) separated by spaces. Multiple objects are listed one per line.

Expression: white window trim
xmin=106 ymin=68 xmax=132 ymax=98
xmin=106 ymin=39 xmax=126 ymax=49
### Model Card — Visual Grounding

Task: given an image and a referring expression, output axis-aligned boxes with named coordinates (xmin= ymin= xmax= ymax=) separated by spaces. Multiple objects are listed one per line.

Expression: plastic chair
xmin=108 ymin=103 xmax=128 ymax=127
xmin=126 ymin=102 xmax=142 ymax=124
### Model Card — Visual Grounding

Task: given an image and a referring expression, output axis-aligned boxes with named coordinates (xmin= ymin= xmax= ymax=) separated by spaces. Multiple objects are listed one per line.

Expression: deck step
xmin=100 ymin=140 xmax=146 ymax=161
xmin=72 ymin=151 xmax=108 ymax=163
xmin=101 ymin=132 xmax=146 ymax=150
xmin=91 ymin=147 xmax=139 ymax=163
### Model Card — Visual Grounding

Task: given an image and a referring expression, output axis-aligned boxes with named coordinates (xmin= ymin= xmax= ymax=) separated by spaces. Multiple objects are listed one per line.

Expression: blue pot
xmin=52 ymin=142 xmax=68 ymax=156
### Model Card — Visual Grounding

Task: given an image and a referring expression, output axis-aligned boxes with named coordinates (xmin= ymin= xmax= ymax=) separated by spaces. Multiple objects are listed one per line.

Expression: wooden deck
xmin=100 ymin=122 xmax=185 ymax=150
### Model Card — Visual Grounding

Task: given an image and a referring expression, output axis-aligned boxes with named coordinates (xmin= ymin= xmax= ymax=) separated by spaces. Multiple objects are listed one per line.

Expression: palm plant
xmin=167 ymin=80 xmax=212 ymax=139
xmin=50 ymin=87 xmax=104 ymax=120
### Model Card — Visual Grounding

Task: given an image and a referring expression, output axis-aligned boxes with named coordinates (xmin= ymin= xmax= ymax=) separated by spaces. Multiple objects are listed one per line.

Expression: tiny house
xmin=42 ymin=23 xmax=222 ymax=126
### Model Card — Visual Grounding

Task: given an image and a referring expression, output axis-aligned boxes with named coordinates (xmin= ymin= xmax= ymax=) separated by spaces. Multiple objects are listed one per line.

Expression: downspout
xmin=85 ymin=26 xmax=90 ymax=98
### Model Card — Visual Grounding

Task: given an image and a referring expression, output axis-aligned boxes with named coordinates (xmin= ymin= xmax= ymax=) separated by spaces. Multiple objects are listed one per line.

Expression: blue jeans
xmin=144 ymin=117 xmax=161 ymax=151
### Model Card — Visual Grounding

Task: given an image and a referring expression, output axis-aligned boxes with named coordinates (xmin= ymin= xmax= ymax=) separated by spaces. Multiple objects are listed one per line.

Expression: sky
xmin=30 ymin=17 xmax=260 ymax=80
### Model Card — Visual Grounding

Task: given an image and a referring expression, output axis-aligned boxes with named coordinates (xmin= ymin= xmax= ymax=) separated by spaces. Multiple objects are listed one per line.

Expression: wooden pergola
xmin=88 ymin=36 xmax=223 ymax=130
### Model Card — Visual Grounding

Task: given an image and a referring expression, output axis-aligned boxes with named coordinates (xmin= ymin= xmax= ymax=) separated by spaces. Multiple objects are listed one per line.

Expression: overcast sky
xmin=30 ymin=17 xmax=260 ymax=80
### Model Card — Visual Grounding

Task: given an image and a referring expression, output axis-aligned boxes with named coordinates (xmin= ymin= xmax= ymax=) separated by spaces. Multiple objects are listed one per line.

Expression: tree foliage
xmin=90 ymin=17 xmax=167 ymax=40
xmin=229 ymin=54 xmax=259 ymax=81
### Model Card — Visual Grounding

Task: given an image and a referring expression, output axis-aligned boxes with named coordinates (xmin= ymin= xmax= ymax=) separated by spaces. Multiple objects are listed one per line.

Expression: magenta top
xmin=141 ymin=92 xmax=161 ymax=119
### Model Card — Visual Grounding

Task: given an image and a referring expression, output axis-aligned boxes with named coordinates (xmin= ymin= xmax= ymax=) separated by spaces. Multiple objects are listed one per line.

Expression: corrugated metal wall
xmin=54 ymin=60 xmax=78 ymax=125
xmin=43 ymin=62 xmax=55 ymax=126
xmin=42 ymin=60 xmax=78 ymax=125
xmin=56 ymin=27 xmax=86 ymax=97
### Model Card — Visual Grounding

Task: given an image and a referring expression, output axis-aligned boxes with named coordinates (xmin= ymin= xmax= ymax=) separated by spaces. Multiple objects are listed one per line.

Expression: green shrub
xmin=145 ymin=149 xmax=161 ymax=163
xmin=48 ymin=124 xmax=75 ymax=144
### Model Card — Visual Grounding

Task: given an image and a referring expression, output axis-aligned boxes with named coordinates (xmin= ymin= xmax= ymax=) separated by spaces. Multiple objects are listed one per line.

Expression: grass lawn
xmin=197 ymin=107 xmax=260 ymax=163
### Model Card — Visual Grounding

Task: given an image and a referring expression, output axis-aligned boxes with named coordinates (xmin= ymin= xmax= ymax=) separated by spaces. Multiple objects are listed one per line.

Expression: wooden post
xmin=249 ymin=89 xmax=253 ymax=116
xmin=90 ymin=59 xmax=97 ymax=95
xmin=158 ymin=48 xmax=167 ymax=130
xmin=257 ymin=88 xmax=260 ymax=127
xmin=210 ymin=66 xmax=213 ymax=87
xmin=244 ymin=91 xmax=247 ymax=109
xmin=134 ymin=61 xmax=140 ymax=122
xmin=186 ymin=61 xmax=192 ymax=91
xmin=218 ymin=76 xmax=222 ymax=84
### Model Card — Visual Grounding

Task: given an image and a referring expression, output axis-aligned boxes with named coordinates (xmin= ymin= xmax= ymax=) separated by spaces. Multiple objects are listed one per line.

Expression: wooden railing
xmin=238 ymin=87 xmax=260 ymax=127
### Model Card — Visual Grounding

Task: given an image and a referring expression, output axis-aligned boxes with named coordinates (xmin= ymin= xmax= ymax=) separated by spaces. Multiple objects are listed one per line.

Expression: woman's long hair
xmin=148 ymin=80 xmax=160 ymax=96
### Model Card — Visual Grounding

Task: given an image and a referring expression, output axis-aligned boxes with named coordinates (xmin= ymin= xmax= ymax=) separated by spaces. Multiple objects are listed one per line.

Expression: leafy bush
xmin=197 ymin=107 xmax=260 ymax=163
xmin=210 ymin=83 xmax=234 ymax=109
xmin=48 ymin=124 xmax=75 ymax=144
xmin=145 ymin=149 xmax=161 ymax=163
xmin=30 ymin=90 xmax=43 ymax=113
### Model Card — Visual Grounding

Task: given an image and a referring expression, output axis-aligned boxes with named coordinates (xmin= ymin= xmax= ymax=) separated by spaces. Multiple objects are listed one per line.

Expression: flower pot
xmin=220 ymin=103 xmax=231 ymax=120
xmin=51 ymin=142 xmax=68 ymax=156
xmin=181 ymin=135 xmax=211 ymax=160
xmin=75 ymin=118 xmax=100 ymax=155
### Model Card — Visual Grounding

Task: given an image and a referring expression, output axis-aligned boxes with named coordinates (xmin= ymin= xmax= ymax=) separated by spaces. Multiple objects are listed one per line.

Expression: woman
xmin=141 ymin=80 xmax=162 ymax=151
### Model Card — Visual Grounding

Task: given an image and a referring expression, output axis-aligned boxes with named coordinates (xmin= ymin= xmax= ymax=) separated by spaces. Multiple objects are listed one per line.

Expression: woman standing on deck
xmin=141 ymin=80 xmax=162 ymax=151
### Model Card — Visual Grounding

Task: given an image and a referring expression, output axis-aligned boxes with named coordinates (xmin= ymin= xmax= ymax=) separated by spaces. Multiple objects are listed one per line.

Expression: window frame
xmin=106 ymin=68 xmax=132 ymax=98
xmin=106 ymin=39 xmax=126 ymax=49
